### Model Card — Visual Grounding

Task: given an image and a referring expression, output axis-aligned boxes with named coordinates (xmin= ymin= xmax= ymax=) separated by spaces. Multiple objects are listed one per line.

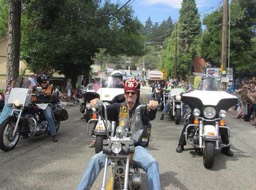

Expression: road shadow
xmin=161 ymin=171 xmax=189 ymax=190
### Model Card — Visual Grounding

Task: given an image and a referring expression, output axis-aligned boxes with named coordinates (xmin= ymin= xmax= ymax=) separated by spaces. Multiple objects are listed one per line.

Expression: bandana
xmin=124 ymin=78 xmax=139 ymax=93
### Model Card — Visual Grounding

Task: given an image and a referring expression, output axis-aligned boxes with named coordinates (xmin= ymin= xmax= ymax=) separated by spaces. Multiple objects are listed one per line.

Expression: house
xmin=0 ymin=37 xmax=32 ymax=90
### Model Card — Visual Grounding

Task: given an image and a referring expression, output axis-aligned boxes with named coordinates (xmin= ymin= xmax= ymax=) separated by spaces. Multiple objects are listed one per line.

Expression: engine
xmin=25 ymin=113 xmax=48 ymax=137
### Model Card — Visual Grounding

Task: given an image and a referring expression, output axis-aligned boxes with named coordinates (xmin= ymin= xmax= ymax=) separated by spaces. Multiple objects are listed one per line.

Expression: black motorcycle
xmin=0 ymin=87 xmax=68 ymax=152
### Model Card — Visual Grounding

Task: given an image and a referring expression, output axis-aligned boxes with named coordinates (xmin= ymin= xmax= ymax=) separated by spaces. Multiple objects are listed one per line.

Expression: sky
xmin=111 ymin=0 xmax=223 ymax=25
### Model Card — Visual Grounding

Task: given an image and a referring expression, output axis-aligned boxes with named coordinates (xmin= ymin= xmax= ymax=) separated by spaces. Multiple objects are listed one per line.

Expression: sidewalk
xmin=227 ymin=109 xmax=256 ymax=127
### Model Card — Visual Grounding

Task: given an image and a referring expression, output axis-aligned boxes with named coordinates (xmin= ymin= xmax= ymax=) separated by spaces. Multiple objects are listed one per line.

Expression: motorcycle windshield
xmin=170 ymin=88 xmax=183 ymax=97
xmin=7 ymin=88 xmax=32 ymax=107
xmin=102 ymin=77 xmax=124 ymax=89
xmin=182 ymin=90 xmax=238 ymax=111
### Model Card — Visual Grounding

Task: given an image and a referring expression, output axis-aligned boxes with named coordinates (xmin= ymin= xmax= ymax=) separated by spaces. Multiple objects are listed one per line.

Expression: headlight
xmin=175 ymin=95 xmax=181 ymax=101
xmin=95 ymin=120 xmax=105 ymax=132
xmin=14 ymin=100 xmax=22 ymax=108
xmin=203 ymin=107 xmax=216 ymax=119
xmin=193 ymin=108 xmax=200 ymax=117
xmin=116 ymin=126 xmax=125 ymax=138
xmin=219 ymin=110 xmax=226 ymax=118
xmin=111 ymin=142 xmax=122 ymax=154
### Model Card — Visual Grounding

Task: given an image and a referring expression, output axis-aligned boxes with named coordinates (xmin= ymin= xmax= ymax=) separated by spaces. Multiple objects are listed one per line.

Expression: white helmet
xmin=111 ymin=70 xmax=123 ymax=77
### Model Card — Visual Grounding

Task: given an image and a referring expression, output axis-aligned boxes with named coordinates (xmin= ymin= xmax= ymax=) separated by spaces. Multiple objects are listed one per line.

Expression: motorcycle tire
xmin=56 ymin=121 xmax=60 ymax=132
xmin=160 ymin=103 xmax=164 ymax=111
xmin=0 ymin=117 xmax=20 ymax=152
xmin=95 ymin=135 xmax=105 ymax=154
xmin=80 ymin=103 xmax=86 ymax=114
xmin=175 ymin=109 xmax=181 ymax=125
xmin=203 ymin=141 xmax=215 ymax=169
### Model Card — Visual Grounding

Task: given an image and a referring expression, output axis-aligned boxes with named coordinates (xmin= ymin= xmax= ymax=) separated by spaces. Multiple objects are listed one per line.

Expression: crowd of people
xmin=230 ymin=78 xmax=256 ymax=126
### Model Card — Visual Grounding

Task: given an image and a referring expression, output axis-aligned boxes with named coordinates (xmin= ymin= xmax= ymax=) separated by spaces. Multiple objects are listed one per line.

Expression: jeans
xmin=162 ymin=102 xmax=170 ymax=115
xmin=0 ymin=104 xmax=12 ymax=124
xmin=76 ymin=146 xmax=161 ymax=190
xmin=42 ymin=105 xmax=57 ymax=136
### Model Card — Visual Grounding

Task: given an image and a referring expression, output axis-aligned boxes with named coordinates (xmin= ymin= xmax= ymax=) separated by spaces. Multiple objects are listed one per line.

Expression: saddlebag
xmin=54 ymin=106 xmax=69 ymax=121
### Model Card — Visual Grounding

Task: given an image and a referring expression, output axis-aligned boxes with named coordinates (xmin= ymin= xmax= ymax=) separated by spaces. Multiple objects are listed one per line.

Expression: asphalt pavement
xmin=1 ymin=86 xmax=256 ymax=190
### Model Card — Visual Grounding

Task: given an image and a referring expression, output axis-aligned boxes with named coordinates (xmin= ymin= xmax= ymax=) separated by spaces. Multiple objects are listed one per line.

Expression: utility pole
xmin=174 ymin=23 xmax=178 ymax=77
xmin=221 ymin=0 xmax=229 ymax=89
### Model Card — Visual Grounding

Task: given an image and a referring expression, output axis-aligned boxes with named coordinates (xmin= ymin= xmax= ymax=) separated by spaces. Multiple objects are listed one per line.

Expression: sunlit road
xmin=0 ymin=86 xmax=256 ymax=190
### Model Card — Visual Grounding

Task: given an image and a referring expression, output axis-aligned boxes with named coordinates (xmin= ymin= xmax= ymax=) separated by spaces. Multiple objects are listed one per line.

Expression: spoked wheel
xmin=203 ymin=141 xmax=215 ymax=169
xmin=0 ymin=117 xmax=20 ymax=152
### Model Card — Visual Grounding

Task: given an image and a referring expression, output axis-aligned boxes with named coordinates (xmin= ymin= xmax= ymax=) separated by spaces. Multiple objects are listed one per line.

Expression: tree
xmin=177 ymin=0 xmax=201 ymax=78
xmin=201 ymin=0 xmax=256 ymax=77
xmin=160 ymin=0 xmax=201 ymax=79
xmin=20 ymin=0 xmax=144 ymax=83
xmin=0 ymin=0 xmax=8 ymax=38
xmin=7 ymin=0 xmax=21 ymax=82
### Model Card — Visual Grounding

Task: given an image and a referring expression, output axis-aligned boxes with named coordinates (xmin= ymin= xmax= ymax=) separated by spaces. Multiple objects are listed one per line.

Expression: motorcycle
xmin=169 ymin=88 xmax=184 ymax=124
xmin=99 ymin=105 xmax=149 ymax=189
xmin=152 ymin=85 xmax=162 ymax=106
xmin=0 ymin=87 xmax=68 ymax=152
xmin=86 ymin=77 xmax=126 ymax=153
xmin=159 ymin=88 xmax=169 ymax=111
xmin=182 ymin=90 xmax=238 ymax=169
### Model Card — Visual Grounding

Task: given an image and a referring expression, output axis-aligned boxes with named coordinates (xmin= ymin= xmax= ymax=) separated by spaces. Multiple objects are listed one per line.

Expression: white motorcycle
xmin=182 ymin=90 xmax=237 ymax=169
xmin=169 ymin=88 xmax=184 ymax=124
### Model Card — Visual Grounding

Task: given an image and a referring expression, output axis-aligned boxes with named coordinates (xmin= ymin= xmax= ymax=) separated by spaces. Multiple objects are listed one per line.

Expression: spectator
xmin=66 ymin=79 xmax=73 ymax=100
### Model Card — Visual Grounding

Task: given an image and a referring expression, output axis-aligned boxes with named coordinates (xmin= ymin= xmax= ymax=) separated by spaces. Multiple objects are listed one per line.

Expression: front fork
xmin=186 ymin=119 xmax=231 ymax=150
xmin=11 ymin=108 xmax=23 ymax=136
xmin=101 ymin=156 xmax=130 ymax=190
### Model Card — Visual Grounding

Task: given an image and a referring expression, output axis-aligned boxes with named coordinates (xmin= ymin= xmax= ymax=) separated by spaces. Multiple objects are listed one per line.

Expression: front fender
xmin=203 ymin=125 xmax=218 ymax=140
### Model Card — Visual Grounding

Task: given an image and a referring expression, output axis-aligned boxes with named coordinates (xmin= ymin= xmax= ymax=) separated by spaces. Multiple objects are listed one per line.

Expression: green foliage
xmin=0 ymin=0 xmax=8 ymax=38
xmin=201 ymin=0 xmax=256 ymax=77
xmin=160 ymin=0 xmax=201 ymax=79
xmin=20 ymin=0 xmax=144 ymax=82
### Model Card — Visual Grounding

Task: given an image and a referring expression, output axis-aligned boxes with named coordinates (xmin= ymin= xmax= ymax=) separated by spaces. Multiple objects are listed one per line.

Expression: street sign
xmin=206 ymin=67 xmax=233 ymax=81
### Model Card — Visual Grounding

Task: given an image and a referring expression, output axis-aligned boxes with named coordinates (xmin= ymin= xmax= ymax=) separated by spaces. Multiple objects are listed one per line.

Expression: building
xmin=0 ymin=37 xmax=34 ymax=90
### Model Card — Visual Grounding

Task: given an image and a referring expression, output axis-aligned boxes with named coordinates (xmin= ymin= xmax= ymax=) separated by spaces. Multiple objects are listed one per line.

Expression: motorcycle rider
xmin=176 ymin=75 xmax=234 ymax=157
xmin=35 ymin=74 xmax=58 ymax=142
xmin=76 ymin=78 xmax=161 ymax=190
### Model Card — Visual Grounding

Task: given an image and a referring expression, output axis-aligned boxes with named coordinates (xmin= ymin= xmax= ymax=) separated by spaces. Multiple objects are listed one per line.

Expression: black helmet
xmin=198 ymin=75 xmax=218 ymax=91
xmin=37 ymin=74 xmax=48 ymax=84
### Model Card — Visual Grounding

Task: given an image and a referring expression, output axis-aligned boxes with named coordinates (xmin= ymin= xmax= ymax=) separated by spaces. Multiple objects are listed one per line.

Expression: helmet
xmin=37 ymin=74 xmax=48 ymax=84
xmin=198 ymin=75 xmax=218 ymax=91
xmin=111 ymin=70 xmax=123 ymax=78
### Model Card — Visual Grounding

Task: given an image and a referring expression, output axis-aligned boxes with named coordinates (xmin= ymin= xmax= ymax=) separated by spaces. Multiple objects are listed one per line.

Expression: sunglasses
xmin=125 ymin=91 xmax=136 ymax=95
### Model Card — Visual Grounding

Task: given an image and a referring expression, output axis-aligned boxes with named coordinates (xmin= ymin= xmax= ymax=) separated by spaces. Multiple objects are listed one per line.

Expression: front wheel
xmin=175 ymin=109 xmax=181 ymax=125
xmin=95 ymin=135 xmax=105 ymax=153
xmin=80 ymin=102 xmax=86 ymax=113
xmin=0 ymin=117 xmax=20 ymax=152
xmin=203 ymin=141 xmax=215 ymax=169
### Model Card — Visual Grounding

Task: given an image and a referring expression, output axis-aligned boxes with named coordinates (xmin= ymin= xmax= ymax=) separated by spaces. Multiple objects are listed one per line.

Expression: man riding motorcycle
xmin=176 ymin=75 xmax=233 ymax=157
xmin=36 ymin=74 xmax=58 ymax=142
xmin=76 ymin=78 xmax=161 ymax=190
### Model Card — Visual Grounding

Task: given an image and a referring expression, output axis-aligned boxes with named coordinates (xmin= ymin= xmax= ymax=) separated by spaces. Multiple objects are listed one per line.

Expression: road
xmin=0 ymin=86 xmax=256 ymax=190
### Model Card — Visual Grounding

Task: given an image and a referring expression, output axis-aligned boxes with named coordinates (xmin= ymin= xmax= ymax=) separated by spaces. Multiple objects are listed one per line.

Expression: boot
xmin=176 ymin=145 xmax=184 ymax=153
xmin=89 ymin=140 xmax=96 ymax=148
xmin=221 ymin=147 xmax=233 ymax=157
xmin=52 ymin=135 xmax=58 ymax=142
xmin=160 ymin=114 xmax=164 ymax=120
